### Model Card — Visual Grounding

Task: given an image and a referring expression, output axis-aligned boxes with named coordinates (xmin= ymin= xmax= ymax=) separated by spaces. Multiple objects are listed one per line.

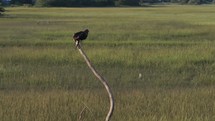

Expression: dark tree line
xmin=10 ymin=0 xmax=34 ymax=5
xmin=1 ymin=0 xmax=215 ymax=7
xmin=36 ymin=0 xmax=215 ymax=6
xmin=1 ymin=0 xmax=34 ymax=5
xmin=35 ymin=0 xmax=115 ymax=7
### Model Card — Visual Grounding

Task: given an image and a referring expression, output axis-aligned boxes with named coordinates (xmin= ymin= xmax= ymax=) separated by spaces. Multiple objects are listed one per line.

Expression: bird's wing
xmin=73 ymin=31 xmax=81 ymax=40
xmin=73 ymin=31 xmax=85 ymax=39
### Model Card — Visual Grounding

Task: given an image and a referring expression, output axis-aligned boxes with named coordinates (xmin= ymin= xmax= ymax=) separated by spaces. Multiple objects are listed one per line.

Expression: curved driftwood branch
xmin=76 ymin=45 xmax=114 ymax=121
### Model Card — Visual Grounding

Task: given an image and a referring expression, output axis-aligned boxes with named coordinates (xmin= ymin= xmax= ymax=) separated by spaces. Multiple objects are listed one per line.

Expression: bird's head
xmin=84 ymin=29 xmax=89 ymax=33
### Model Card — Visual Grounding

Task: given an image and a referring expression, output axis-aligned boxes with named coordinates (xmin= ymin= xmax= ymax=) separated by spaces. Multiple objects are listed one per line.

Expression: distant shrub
xmin=188 ymin=0 xmax=201 ymax=4
xmin=115 ymin=0 xmax=140 ymax=6
xmin=34 ymin=0 xmax=50 ymax=7
xmin=10 ymin=0 xmax=34 ymax=5
xmin=169 ymin=0 xmax=212 ymax=4
xmin=0 ymin=6 xmax=5 ymax=16
xmin=0 ymin=6 xmax=5 ymax=12
xmin=35 ymin=0 xmax=114 ymax=7
xmin=93 ymin=0 xmax=115 ymax=7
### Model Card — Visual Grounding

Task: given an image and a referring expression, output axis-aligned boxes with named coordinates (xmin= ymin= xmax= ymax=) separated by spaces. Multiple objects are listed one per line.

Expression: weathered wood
xmin=76 ymin=44 xmax=114 ymax=121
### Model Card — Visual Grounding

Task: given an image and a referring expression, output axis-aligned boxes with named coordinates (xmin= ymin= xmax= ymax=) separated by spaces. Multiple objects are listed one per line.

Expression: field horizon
xmin=1 ymin=5 xmax=215 ymax=121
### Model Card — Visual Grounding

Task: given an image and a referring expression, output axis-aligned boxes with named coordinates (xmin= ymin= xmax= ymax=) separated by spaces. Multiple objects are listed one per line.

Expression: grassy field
xmin=1 ymin=5 xmax=215 ymax=121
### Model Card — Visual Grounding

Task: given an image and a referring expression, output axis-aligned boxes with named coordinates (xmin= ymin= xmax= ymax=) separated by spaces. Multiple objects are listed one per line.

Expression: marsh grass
xmin=1 ymin=5 xmax=215 ymax=121
xmin=1 ymin=88 xmax=215 ymax=121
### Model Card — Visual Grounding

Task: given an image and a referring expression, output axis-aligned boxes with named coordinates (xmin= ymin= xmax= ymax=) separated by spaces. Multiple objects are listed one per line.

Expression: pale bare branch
xmin=76 ymin=44 xmax=114 ymax=121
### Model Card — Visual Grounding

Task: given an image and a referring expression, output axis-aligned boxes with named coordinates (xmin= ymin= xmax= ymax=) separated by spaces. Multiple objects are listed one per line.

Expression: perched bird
xmin=73 ymin=29 xmax=89 ymax=47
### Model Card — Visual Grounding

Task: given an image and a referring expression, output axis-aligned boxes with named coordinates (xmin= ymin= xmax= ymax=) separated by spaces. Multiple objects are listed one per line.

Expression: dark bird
xmin=73 ymin=29 xmax=89 ymax=47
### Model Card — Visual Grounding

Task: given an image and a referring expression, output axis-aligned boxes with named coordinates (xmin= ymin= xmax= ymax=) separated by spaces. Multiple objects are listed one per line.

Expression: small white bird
xmin=138 ymin=73 xmax=142 ymax=79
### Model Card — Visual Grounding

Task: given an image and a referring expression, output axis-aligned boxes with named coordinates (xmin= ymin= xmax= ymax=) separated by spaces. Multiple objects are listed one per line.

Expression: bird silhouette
xmin=73 ymin=29 xmax=89 ymax=47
